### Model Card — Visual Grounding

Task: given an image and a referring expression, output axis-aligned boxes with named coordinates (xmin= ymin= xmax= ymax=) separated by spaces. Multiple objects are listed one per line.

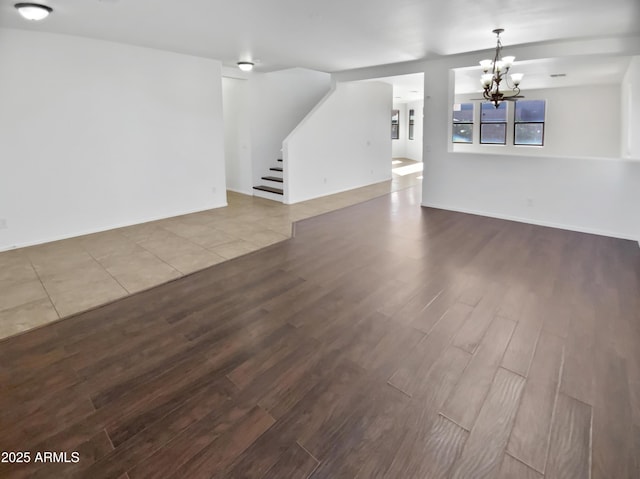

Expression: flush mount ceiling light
xmin=237 ymin=61 xmax=254 ymax=72
xmin=15 ymin=3 xmax=52 ymax=21
xmin=478 ymin=29 xmax=524 ymax=108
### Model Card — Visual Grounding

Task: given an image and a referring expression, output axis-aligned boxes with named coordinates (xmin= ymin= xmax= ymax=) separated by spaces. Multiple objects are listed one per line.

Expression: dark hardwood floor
xmin=1 ymin=186 xmax=639 ymax=478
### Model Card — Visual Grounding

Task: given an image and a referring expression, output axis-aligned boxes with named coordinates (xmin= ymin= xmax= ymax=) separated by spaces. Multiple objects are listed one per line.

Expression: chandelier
xmin=480 ymin=29 xmax=524 ymax=108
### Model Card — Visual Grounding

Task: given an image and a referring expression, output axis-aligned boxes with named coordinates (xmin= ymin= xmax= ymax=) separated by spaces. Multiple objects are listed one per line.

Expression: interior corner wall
xmin=0 ymin=28 xmax=227 ymax=251
xmin=249 ymin=68 xmax=331 ymax=186
xmin=621 ymin=56 xmax=640 ymax=159
xmin=392 ymin=103 xmax=407 ymax=158
xmin=422 ymin=59 xmax=640 ymax=241
xmin=222 ymin=77 xmax=253 ymax=194
xmin=285 ymin=81 xmax=392 ymax=204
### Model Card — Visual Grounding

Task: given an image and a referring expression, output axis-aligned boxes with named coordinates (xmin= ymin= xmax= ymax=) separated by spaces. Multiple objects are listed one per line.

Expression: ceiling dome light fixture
xmin=237 ymin=61 xmax=254 ymax=72
xmin=15 ymin=2 xmax=52 ymax=21
xmin=479 ymin=29 xmax=524 ymax=108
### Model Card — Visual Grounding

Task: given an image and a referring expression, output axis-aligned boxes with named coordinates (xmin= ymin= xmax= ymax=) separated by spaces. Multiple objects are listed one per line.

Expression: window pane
xmin=480 ymin=123 xmax=506 ymax=144
xmin=409 ymin=109 xmax=415 ymax=140
xmin=453 ymin=103 xmax=474 ymax=123
xmin=515 ymin=123 xmax=544 ymax=145
xmin=481 ymin=102 xmax=507 ymax=122
xmin=391 ymin=109 xmax=399 ymax=139
xmin=515 ymin=100 xmax=545 ymax=122
xmin=452 ymin=124 xmax=473 ymax=143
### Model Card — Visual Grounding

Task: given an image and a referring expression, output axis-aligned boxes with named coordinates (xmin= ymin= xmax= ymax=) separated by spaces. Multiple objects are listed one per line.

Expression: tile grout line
xmin=28 ymin=256 xmax=62 ymax=320
xmin=112 ymin=228 xmax=182 ymax=277
xmin=81 ymin=247 xmax=133 ymax=296
xmin=119 ymin=227 xmax=188 ymax=279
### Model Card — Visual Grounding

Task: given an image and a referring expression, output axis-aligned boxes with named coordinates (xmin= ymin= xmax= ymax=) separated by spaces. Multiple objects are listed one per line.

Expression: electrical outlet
xmin=323 ymin=178 xmax=327 ymax=184
xmin=526 ymin=198 xmax=534 ymax=207
xmin=212 ymin=187 xmax=217 ymax=194
xmin=0 ymin=219 xmax=7 ymax=229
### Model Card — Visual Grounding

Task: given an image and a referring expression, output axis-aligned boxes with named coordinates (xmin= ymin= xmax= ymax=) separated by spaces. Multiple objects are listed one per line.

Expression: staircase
xmin=253 ymin=159 xmax=284 ymax=202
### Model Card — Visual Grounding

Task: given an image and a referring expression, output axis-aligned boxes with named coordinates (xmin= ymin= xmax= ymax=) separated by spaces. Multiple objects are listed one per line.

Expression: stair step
xmin=270 ymin=167 xmax=283 ymax=172
xmin=253 ymin=185 xmax=283 ymax=195
xmin=261 ymin=176 xmax=283 ymax=183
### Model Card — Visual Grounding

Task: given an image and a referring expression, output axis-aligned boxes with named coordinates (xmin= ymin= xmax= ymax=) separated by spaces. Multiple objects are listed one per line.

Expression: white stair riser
xmin=253 ymin=188 xmax=284 ymax=202
xmin=262 ymin=178 xmax=284 ymax=188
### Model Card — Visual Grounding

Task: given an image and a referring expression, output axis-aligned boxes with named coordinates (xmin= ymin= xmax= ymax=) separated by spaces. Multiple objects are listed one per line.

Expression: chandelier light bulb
xmin=502 ymin=56 xmax=515 ymax=69
xmin=479 ymin=59 xmax=493 ymax=72
xmin=15 ymin=3 xmax=52 ymax=21
xmin=511 ymin=73 xmax=524 ymax=85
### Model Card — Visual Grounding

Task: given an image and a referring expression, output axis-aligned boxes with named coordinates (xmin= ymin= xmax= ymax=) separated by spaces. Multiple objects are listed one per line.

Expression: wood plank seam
xmin=437 ymin=411 xmax=469 ymax=433
xmin=412 ymin=288 xmax=445 ymax=334
xmin=505 ymin=451 xmax=542 ymax=473
xmin=589 ymin=402 xmax=593 ymax=479
xmin=506 ymin=331 xmax=566 ymax=475
xmin=500 ymin=364 xmax=527 ymax=379
xmin=442 ymin=317 xmax=517 ymax=431
xmin=386 ymin=380 xmax=413 ymax=398
xmin=295 ymin=440 xmax=321 ymax=470
xmin=538 ymin=341 xmax=566 ymax=475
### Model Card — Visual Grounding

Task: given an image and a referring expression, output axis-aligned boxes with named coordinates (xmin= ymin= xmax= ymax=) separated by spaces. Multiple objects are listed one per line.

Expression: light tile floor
xmin=0 ymin=160 xmax=421 ymax=339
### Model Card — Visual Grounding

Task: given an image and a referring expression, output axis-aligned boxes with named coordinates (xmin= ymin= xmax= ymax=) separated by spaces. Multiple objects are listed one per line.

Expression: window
xmin=452 ymin=103 xmax=473 ymax=143
xmin=391 ymin=109 xmax=399 ymax=139
xmin=514 ymin=100 xmax=545 ymax=146
xmin=408 ymin=109 xmax=415 ymax=140
xmin=480 ymin=102 xmax=507 ymax=144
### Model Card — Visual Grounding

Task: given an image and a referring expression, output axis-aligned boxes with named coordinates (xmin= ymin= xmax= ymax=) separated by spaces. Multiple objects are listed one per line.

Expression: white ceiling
xmin=356 ymin=54 xmax=630 ymax=105
xmin=455 ymin=56 xmax=633 ymax=94
xmin=0 ymin=0 xmax=638 ymax=72
xmin=369 ymin=73 xmax=425 ymax=103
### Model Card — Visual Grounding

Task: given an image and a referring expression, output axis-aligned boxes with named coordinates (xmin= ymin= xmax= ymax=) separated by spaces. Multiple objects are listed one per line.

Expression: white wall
xmin=392 ymin=103 xmax=408 ymax=158
xmin=392 ymin=100 xmax=423 ymax=161
xmin=453 ymin=85 xmax=620 ymax=158
xmin=620 ymin=56 xmax=640 ymax=242
xmin=0 ymin=28 xmax=227 ymax=251
xmin=422 ymin=60 xmax=639 ymax=241
xmin=333 ymin=36 xmax=640 ymax=241
xmin=284 ymin=81 xmax=392 ymax=204
xmin=621 ymin=56 xmax=640 ymax=159
xmin=249 ymin=68 xmax=331 ymax=185
xmin=222 ymin=77 xmax=252 ymax=194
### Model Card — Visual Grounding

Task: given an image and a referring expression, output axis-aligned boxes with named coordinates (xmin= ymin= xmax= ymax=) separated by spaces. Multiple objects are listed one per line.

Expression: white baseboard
xmin=421 ymin=201 xmax=638 ymax=242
